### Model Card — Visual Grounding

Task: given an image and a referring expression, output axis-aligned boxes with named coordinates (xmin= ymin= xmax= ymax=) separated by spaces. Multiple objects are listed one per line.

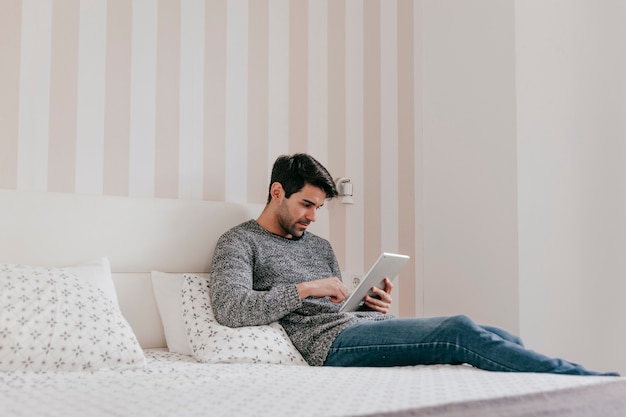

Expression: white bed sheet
xmin=0 ymin=350 xmax=616 ymax=417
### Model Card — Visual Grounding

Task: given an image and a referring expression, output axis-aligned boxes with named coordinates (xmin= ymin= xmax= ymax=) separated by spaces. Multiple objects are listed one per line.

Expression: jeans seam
xmin=328 ymin=341 xmax=520 ymax=372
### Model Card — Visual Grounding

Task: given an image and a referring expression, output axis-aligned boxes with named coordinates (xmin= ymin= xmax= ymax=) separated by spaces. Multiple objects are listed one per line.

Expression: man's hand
xmin=297 ymin=277 xmax=349 ymax=303
xmin=363 ymin=277 xmax=393 ymax=314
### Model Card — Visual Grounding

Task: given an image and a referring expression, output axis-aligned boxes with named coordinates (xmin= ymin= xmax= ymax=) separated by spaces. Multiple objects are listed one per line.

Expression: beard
xmin=276 ymin=203 xmax=309 ymax=239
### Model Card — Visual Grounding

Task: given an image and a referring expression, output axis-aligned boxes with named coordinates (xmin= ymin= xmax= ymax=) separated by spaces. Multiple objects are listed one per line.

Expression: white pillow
xmin=150 ymin=271 xmax=197 ymax=355
xmin=0 ymin=264 xmax=146 ymax=371
xmin=65 ymin=257 xmax=119 ymax=307
xmin=182 ymin=274 xmax=308 ymax=365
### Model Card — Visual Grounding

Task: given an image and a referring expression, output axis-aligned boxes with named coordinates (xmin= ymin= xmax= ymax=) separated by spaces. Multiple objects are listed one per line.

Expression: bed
xmin=1 ymin=189 xmax=624 ymax=417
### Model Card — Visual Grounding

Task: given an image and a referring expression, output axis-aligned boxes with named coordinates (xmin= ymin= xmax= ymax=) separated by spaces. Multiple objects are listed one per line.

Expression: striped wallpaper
xmin=0 ymin=0 xmax=420 ymax=316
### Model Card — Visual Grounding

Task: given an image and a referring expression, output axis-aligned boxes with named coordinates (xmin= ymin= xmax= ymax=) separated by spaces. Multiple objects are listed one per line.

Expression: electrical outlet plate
xmin=349 ymin=275 xmax=362 ymax=289
xmin=342 ymin=272 xmax=364 ymax=289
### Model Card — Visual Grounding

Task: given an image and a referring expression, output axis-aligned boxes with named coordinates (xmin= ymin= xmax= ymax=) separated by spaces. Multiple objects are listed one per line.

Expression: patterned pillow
xmin=182 ymin=274 xmax=308 ymax=365
xmin=65 ymin=257 xmax=119 ymax=306
xmin=0 ymin=264 xmax=146 ymax=371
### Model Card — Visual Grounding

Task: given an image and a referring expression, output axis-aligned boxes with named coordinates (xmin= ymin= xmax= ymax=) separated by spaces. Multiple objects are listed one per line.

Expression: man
xmin=209 ymin=153 xmax=618 ymax=375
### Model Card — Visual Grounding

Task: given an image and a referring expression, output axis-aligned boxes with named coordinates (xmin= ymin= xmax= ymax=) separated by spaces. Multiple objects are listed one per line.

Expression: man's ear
xmin=270 ymin=182 xmax=284 ymax=201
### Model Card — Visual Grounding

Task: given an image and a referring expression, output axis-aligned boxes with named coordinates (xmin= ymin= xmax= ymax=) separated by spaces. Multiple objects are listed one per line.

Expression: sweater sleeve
xmin=209 ymin=228 xmax=302 ymax=327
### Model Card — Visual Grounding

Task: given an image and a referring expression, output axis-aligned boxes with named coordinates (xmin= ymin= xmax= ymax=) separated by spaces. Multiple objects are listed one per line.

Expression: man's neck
xmin=256 ymin=207 xmax=287 ymax=238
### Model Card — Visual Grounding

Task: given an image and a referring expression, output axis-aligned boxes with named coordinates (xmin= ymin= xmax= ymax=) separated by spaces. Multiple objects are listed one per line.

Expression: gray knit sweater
xmin=209 ymin=219 xmax=390 ymax=366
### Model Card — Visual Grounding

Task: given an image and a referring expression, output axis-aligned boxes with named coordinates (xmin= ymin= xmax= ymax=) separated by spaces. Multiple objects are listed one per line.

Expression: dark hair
xmin=267 ymin=153 xmax=338 ymax=203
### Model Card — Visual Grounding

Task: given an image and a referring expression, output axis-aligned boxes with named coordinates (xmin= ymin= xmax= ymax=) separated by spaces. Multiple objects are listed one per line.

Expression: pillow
xmin=182 ymin=274 xmax=308 ymax=365
xmin=64 ymin=257 xmax=119 ymax=307
xmin=0 ymin=264 xmax=146 ymax=371
xmin=150 ymin=271 xmax=195 ymax=355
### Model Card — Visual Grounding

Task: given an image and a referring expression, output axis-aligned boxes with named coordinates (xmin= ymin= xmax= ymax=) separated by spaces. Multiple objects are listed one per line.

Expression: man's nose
xmin=306 ymin=207 xmax=316 ymax=222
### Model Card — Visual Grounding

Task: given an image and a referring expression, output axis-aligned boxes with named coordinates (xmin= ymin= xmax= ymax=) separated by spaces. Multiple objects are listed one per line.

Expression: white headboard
xmin=0 ymin=189 xmax=330 ymax=348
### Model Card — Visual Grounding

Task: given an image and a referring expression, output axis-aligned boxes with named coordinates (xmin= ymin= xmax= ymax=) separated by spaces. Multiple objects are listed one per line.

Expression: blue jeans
xmin=324 ymin=315 xmax=619 ymax=376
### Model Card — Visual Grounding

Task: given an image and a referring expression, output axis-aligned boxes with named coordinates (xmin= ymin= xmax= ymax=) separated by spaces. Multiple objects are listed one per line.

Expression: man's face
xmin=275 ymin=183 xmax=326 ymax=239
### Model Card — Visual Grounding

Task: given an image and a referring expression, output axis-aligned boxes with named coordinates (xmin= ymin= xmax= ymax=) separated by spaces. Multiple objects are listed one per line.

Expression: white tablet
xmin=339 ymin=252 xmax=410 ymax=312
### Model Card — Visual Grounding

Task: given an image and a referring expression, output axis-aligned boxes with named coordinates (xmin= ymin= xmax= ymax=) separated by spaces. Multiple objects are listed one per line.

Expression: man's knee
xmin=444 ymin=314 xmax=475 ymax=330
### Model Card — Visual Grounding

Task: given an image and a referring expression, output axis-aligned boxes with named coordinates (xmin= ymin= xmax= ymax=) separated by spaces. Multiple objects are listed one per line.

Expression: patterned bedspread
xmin=0 ymin=350 xmax=618 ymax=417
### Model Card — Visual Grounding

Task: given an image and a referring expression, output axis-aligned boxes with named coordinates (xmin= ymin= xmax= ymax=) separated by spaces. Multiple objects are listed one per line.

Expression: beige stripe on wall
xmin=267 ymin=0 xmax=290 ymax=168
xmin=307 ymin=0 xmax=328 ymax=161
xmin=288 ymin=0 xmax=307 ymax=154
xmin=203 ymin=0 xmax=227 ymax=201
xmin=363 ymin=0 xmax=382 ymax=267
xmin=380 ymin=0 xmax=399 ymax=256
xmin=247 ymin=0 xmax=270 ymax=205
xmin=398 ymin=0 xmax=417 ymax=317
xmin=0 ymin=0 xmax=21 ymax=190
xmin=328 ymin=0 xmax=347 ymax=269
xmin=412 ymin=0 xmax=425 ymax=317
xmin=344 ymin=0 xmax=366 ymax=278
xmin=155 ymin=0 xmax=181 ymax=199
xmin=48 ymin=0 xmax=79 ymax=194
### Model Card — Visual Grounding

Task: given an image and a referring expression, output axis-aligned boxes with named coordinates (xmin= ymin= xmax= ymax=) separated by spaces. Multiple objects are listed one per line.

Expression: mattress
xmin=0 ymin=350 xmax=621 ymax=417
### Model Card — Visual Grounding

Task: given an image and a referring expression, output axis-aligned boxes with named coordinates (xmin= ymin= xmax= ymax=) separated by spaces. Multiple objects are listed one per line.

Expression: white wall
xmin=421 ymin=0 xmax=520 ymax=333
xmin=516 ymin=1 xmax=626 ymax=374
xmin=420 ymin=0 xmax=625 ymax=375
